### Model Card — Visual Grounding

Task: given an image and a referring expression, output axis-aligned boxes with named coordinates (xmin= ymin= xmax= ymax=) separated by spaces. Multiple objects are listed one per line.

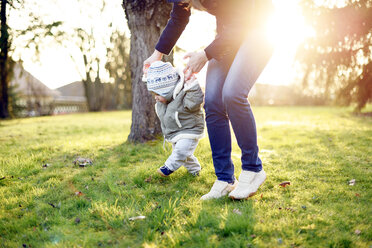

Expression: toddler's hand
xmin=185 ymin=74 xmax=197 ymax=85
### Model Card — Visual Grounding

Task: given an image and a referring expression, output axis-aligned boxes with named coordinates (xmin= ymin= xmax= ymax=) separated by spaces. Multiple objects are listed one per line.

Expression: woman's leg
xmin=204 ymin=58 xmax=235 ymax=183
xmin=222 ymin=30 xmax=273 ymax=172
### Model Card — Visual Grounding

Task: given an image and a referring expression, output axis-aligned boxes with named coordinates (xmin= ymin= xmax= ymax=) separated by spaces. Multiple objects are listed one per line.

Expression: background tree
xmin=105 ymin=29 xmax=132 ymax=110
xmin=0 ymin=0 xmax=12 ymax=118
xmin=70 ymin=27 xmax=105 ymax=112
xmin=65 ymin=0 xmax=129 ymax=112
xmin=297 ymin=0 xmax=372 ymax=111
xmin=1 ymin=0 xmax=63 ymax=118
xmin=122 ymin=0 xmax=172 ymax=143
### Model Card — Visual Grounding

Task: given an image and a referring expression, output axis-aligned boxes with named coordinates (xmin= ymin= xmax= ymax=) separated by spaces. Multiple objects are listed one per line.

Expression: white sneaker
xmin=229 ymin=170 xmax=266 ymax=200
xmin=200 ymin=180 xmax=238 ymax=200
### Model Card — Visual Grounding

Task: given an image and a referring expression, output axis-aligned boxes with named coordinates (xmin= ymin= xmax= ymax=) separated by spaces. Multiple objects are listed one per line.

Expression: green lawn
xmin=0 ymin=107 xmax=371 ymax=248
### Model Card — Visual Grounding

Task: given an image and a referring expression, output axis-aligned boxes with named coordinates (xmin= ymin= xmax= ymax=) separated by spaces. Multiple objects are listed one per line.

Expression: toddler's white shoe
xmin=228 ymin=170 xmax=266 ymax=200
xmin=200 ymin=180 xmax=238 ymax=200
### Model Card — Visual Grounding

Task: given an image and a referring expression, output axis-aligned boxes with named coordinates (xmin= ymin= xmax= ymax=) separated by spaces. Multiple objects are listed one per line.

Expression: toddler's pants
xmin=164 ymin=138 xmax=201 ymax=174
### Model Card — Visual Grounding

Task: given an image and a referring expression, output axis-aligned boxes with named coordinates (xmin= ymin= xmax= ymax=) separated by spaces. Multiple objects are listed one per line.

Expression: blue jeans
xmin=204 ymin=30 xmax=273 ymax=183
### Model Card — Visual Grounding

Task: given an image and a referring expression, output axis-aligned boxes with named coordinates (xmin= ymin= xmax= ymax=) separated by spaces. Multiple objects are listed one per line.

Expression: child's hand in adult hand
xmin=185 ymin=74 xmax=197 ymax=85
xmin=143 ymin=50 xmax=164 ymax=74
xmin=183 ymin=51 xmax=208 ymax=80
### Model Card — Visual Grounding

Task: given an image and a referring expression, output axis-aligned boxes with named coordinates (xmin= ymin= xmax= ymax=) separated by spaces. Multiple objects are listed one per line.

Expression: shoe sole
xmin=157 ymin=168 xmax=168 ymax=177
xmin=229 ymin=177 xmax=266 ymax=200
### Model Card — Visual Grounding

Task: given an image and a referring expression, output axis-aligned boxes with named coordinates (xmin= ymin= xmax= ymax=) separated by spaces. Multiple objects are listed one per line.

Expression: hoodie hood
xmin=164 ymin=76 xmax=185 ymax=102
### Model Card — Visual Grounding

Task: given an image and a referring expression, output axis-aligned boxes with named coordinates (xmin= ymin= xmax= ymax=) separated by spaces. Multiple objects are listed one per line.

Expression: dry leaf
xmin=129 ymin=216 xmax=146 ymax=221
xmin=75 ymin=191 xmax=84 ymax=196
xmin=74 ymin=157 xmax=93 ymax=167
xmin=279 ymin=181 xmax=291 ymax=187
xmin=233 ymin=208 xmax=242 ymax=215
xmin=348 ymin=179 xmax=356 ymax=186
xmin=145 ymin=176 xmax=152 ymax=182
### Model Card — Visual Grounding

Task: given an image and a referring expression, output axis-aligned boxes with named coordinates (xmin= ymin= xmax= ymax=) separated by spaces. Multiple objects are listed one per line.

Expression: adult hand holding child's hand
xmin=185 ymin=74 xmax=197 ymax=85
xmin=183 ymin=51 xmax=208 ymax=80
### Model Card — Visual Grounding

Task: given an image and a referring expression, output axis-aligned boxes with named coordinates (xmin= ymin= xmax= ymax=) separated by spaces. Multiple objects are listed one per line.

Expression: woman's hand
xmin=143 ymin=50 xmax=164 ymax=74
xmin=183 ymin=51 xmax=208 ymax=80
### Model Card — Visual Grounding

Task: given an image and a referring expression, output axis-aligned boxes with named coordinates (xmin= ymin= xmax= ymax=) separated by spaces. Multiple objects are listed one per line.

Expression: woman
xmin=143 ymin=0 xmax=274 ymax=200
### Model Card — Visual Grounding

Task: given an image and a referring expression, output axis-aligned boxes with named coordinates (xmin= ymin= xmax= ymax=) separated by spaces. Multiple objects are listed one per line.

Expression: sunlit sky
xmin=11 ymin=0 xmax=314 ymax=89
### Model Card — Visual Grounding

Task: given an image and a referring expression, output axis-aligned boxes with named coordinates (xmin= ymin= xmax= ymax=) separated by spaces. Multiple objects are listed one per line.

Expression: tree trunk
xmin=122 ymin=0 xmax=172 ymax=142
xmin=0 ymin=0 xmax=9 ymax=118
xmin=82 ymin=55 xmax=104 ymax=112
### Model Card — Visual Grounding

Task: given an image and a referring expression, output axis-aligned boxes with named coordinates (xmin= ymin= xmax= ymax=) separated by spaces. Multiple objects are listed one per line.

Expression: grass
xmin=0 ymin=107 xmax=371 ymax=248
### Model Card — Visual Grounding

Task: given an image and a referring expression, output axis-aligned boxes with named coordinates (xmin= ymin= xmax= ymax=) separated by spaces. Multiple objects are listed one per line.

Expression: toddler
xmin=145 ymin=61 xmax=204 ymax=176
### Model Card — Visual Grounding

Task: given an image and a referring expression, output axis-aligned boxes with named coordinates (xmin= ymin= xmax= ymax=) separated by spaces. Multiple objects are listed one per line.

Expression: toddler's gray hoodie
xmin=155 ymin=79 xmax=205 ymax=143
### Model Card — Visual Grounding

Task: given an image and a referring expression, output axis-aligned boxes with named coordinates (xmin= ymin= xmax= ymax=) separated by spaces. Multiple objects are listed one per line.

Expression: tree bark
xmin=122 ymin=0 xmax=172 ymax=142
xmin=0 ymin=0 xmax=9 ymax=118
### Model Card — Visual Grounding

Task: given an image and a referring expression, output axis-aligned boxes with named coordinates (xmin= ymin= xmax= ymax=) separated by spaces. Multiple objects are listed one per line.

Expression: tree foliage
xmin=297 ymin=0 xmax=372 ymax=111
xmin=65 ymin=0 xmax=130 ymax=112
xmin=1 ymin=0 xmax=64 ymax=118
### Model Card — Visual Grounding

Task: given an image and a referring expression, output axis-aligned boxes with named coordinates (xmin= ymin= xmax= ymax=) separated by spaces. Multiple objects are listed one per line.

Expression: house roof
xmin=56 ymin=81 xmax=85 ymax=97
xmin=10 ymin=63 xmax=60 ymax=97
xmin=55 ymin=81 xmax=87 ymax=103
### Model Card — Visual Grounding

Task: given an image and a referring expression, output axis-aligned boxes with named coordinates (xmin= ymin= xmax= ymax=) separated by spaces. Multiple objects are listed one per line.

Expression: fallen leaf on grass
xmin=145 ymin=176 xmax=152 ymax=183
xmin=42 ymin=164 xmax=50 ymax=168
xmin=285 ymin=207 xmax=295 ymax=212
xmin=75 ymin=217 xmax=81 ymax=224
xmin=129 ymin=216 xmax=146 ymax=221
xmin=117 ymin=181 xmax=126 ymax=186
xmin=279 ymin=181 xmax=291 ymax=187
xmin=300 ymin=224 xmax=316 ymax=230
xmin=355 ymin=193 xmax=360 ymax=197
xmin=75 ymin=191 xmax=84 ymax=196
xmin=233 ymin=209 xmax=242 ymax=215
xmin=348 ymin=179 xmax=356 ymax=186
xmin=74 ymin=157 xmax=93 ymax=167
xmin=48 ymin=202 xmax=61 ymax=209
